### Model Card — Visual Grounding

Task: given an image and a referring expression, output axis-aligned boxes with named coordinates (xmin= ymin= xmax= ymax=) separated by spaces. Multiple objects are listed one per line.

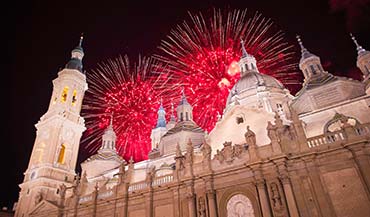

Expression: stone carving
xmin=175 ymin=143 xmax=184 ymax=171
xmin=201 ymin=141 xmax=212 ymax=162
xmin=59 ymin=183 xmax=67 ymax=199
xmin=198 ymin=197 xmax=206 ymax=217
xmin=267 ymin=121 xmax=282 ymax=154
xmin=215 ymin=141 xmax=246 ymax=164
xmin=226 ymin=194 xmax=255 ymax=217
xmin=267 ymin=121 xmax=278 ymax=142
xmin=270 ymin=182 xmax=283 ymax=211
xmin=244 ymin=126 xmax=256 ymax=146
xmin=145 ymin=166 xmax=156 ymax=186
xmin=34 ymin=191 xmax=43 ymax=205
xmin=117 ymin=162 xmax=126 ymax=184
xmin=185 ymin=139 xmax=194 ymax=164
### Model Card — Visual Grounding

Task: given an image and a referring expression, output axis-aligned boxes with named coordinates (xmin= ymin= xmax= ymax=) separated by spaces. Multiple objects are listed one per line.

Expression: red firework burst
xmin=155 ymin=8 xmax=299 ymax=132
xmin=82 ymin=55 xmax=174 ymax=162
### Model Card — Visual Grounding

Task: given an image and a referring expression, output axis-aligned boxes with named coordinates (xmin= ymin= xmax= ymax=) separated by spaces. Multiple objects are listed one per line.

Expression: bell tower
xmin=15 ymin=36 xmax=88 ymax=217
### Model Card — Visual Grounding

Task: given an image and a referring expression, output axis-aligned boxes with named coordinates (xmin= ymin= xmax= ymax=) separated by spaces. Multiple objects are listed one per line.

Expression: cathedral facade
xmin=15 ymin=34 xmax=370 ymax=217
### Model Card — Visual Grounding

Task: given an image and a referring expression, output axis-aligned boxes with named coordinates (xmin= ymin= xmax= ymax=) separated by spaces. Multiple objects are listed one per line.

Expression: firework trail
xmin=155 ymin=8 xmax=300 ymax=132
xmin=82 ymin=55 xmax=176 ymax=162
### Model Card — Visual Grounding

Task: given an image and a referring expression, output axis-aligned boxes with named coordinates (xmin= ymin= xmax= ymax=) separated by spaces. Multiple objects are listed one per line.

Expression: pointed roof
xmin=296 ymin=35 xmax=318 ymax=62
xmin=156 ymin=101 xmax=166 ymax=128
xmin=66 ymin=34 xmax=84 ymax=72
xmin=179 ymin=87 xmax=190 ymax=106
xmin=350 ymin=33 xmax=369 ymax=57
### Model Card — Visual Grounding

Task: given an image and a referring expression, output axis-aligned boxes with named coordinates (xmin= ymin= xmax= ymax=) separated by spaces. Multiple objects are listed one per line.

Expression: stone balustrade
xmin=79 ymin=195 xmax=92 ymax=203
xmin=152 ymin=174 xmax=174 ymax=187
xmin=128 ymin=181 xmax=147 ymax=192
xmin=307 ymin=131 xmax=345 ymax=148
xmin=354 ymin=123 xmax=370 ymax=136
xmin=307 ymin=123 xmax=370 ymax=148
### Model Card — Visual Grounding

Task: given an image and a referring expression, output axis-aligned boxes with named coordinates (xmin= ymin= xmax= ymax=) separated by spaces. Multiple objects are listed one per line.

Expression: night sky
xmin=3 ymin=0 xmax=370 ymax=209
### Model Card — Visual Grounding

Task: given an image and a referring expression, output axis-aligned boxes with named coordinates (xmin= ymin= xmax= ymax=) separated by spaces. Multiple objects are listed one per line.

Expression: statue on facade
xmin=34 ymin=191 xmax=43 ymax=205
xmin=145 ymin=166 xmax=156 ymax=187
xmin=198 ymin=197 xmax=206 ymax=217
xmin=201 ymin=141 xmax=212 ymax=162
xmin=270 ymin=182 xmax=282 ymax=210
xmin=267 ymin=121 xmax=278 ymax=142
xmin=185 ymin=139 xmax=194 ymax=164
xmin=244 ymin=126 xmax=256 ymax=146
xmin=215 ymin=149 xmax=225 ymax=163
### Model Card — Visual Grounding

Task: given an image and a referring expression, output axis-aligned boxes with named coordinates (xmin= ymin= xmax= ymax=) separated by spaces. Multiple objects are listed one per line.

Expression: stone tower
xmin=15 ymin=36 xmax=88 ymax=217
xmin=150 ymin=101 xmax=168 ymax=149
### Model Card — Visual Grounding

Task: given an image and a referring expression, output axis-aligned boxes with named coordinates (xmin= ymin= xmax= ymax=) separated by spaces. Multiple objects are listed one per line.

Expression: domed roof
xmin=226 ymin=72 xmax=284 ymax=106
xmin=234 ymin=72 xmax=284 ymax=92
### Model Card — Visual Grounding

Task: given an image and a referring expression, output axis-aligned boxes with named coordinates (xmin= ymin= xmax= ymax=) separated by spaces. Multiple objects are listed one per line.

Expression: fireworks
xmin=155 ymin=8 xmax=299 ymax=132
xmin=82 ymin=55 xmax=175 ymax=162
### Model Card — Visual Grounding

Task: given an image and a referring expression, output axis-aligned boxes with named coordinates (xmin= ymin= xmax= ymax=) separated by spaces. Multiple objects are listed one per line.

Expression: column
xmin=188 ymin=194 xmax=197 ymax=217
xmin=305 ymin=159 xmax=336 ymax=217
xmin=256 ymin=181 xmax=272 ymax=217
xmin=280 ymin=177 xmax=299 ymax=217
xmin=348 ymin=143 xmax=370 ymax=197
xmin=207 ymin=190 xmax=218 ymax=217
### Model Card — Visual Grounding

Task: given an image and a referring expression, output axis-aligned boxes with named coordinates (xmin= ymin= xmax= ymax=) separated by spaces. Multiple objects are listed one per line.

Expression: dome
xmin=226 ymin=72 xmax=285 ymax=106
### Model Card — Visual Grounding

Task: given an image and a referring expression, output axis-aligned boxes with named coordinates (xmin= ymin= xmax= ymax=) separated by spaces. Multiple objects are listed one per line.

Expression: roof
xmin=163 ymin=120 xmax=204 ymax=137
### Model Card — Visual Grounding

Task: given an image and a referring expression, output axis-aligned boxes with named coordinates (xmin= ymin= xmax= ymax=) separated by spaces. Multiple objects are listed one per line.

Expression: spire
xmin=350 ymin=33 xmax=367 ymax=55
xmin=107 ymin=113 xmax=114 ymax=131
xmin=238 ymin=38 xmax=258 ymax=76
xmin=296 ymin=35 xmax=317 ymax=61
xmin=156 ymin=100 xmax=166 ymax=128
xmin=240 ymin=39 xmax=249 ymax=58
xmin=179 ymin=87 xmax=190 ymax=106
xmin=66 ymin=33 xmax=84 ymax=72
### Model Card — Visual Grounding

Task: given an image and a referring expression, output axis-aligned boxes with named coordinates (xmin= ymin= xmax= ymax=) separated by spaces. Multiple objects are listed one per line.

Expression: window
xmin=276 ymin=103 xmax=283 ymax=112
xmin=186 ymin=112 xmax=189 ymax=121
xmin=180 ymin=113 xmax=183 ymax=121
xmin=61 ymin=86 xmax=69 ymax=103
xmin=251 ymin=63 xmax=256 ymax=70
xmin=304 ymin=69 xmax=309 ymax=77
xmin=57 ymin=144 xmax=66 ymax=164
xmin=310 ymin=65 xmax=316 ymax=75
xmin=72 ymin=90 xmax=77 ymax=106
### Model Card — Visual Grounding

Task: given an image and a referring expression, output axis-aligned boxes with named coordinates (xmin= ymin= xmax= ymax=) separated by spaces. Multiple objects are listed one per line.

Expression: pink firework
xmin=82 ymin=55 xmax=175 ymax=162
xmin=155 ymin=8 xmax=299 ymax=132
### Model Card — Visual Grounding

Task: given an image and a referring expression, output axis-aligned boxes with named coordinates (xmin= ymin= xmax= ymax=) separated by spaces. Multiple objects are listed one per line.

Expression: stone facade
xmin=15 ymin=35 xmax=370 ymax=217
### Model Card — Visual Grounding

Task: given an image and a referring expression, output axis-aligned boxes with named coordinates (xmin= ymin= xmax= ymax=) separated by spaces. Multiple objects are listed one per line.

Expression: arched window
xmin=227 ymin=194 xmax=255 ymax=217
xmin=186 ymin=112 xmax=189 ymax=121
xmin=180 ymin=113 xmax=183 ymax=121
xmin=57 ymin=144 xmax=66 ymax=164
xmin=61 ymin=86 xmax=69 ymax=103
xmin=72 ymin=90 xmax=77 ymax=106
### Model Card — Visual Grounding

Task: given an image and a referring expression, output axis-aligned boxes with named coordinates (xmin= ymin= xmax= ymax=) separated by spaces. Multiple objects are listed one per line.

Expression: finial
xmin=110 ymin=112 xmax=114 ymax=127
xmin=296 ymin=35 xmax=307 ymax=52
xmin=79 ymin=33 xmax=84 ymax=47
xmin=350 ymin=33 xmax=366 ymax=54
xmin=240 ymin=38 xmax=249 ymax=57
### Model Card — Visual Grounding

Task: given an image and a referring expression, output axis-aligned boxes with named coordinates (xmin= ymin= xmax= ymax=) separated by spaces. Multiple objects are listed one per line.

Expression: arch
xmin=227 ymin=194 xmax=255 ymax=217
xmin=323 ymin=112 xmax=360 ymax=133
xmin=71 ymin=89 xmax=77 ymax=106
xmin=61 ymin=86 xmax=69 ymax=103
xmin=57 ymin=144 xmax=66 ymax=164
xmin=218 ymin=186 xmax=261 ymax=217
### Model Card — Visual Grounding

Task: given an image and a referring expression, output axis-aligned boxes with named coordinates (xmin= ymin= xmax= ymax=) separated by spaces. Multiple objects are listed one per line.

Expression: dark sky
xmin=3 ymin=0 xmax=370 ymax=209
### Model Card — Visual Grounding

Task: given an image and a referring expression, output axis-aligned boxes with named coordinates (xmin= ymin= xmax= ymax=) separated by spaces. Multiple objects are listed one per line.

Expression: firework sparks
xmin=155 ymin=8 xmax=300 ymax=132
xmin=82 ymin=55 xmax=176 ymax=162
